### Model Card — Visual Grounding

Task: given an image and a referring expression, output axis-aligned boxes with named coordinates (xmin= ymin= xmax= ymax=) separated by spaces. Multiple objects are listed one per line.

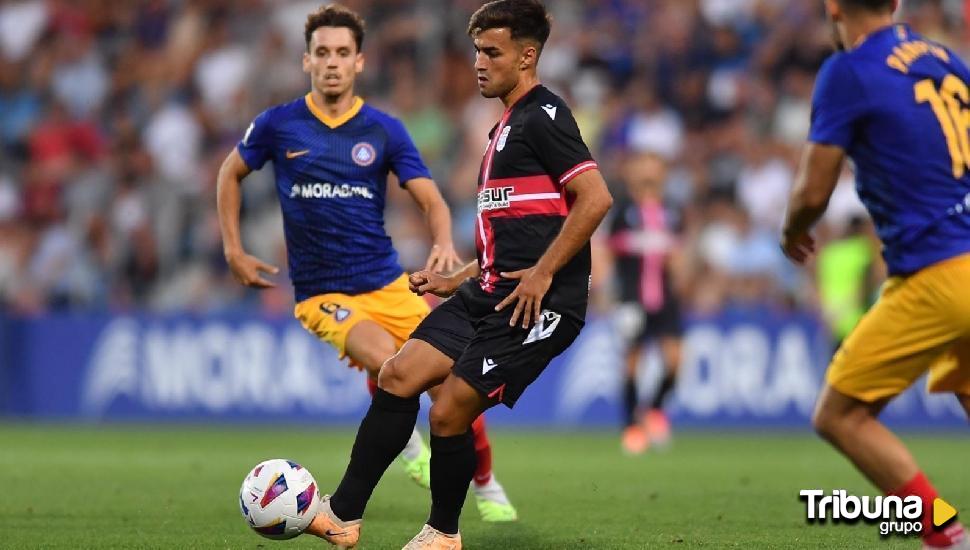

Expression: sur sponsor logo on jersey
xmin=477 ymin=186 xmax=514 ymax=211
xmin=799 ymin=489 xmax=959 ymax=537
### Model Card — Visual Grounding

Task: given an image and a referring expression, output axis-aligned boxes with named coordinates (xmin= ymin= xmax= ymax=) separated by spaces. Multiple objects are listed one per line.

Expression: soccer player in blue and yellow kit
xmin=782 ymin=1 xmax=970 ymax=548
xmin=216 ymin=4 xmax=517 ymax=523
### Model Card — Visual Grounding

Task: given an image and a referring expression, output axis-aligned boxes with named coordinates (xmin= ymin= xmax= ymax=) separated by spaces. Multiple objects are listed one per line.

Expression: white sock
xmin=400 ymin=427 xmax=424 ymax=460
xmin=473 ymin=476 xmax=510 ymax=505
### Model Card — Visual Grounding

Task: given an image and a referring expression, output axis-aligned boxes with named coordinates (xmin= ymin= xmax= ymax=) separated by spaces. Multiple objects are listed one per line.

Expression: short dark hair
xmin=467 ymin=0 xmax=551 ymax=53
xmin=304 ymin=4 xmax=365 ymax=52
xmin=836 ymin=0 xmax=895 ymax=13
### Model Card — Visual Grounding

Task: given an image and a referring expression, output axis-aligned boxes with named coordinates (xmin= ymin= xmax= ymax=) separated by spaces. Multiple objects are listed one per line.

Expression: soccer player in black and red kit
xmin=304 ymin=1 xmax=613 ymax=548
xmin=608 ymin=151 xmax=684 ymax=455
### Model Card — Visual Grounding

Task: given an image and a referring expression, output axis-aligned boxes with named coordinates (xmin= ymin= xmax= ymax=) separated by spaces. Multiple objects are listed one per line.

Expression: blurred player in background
xmin=781 ymin=1 xmax=970 ymax=548
xmin=215 ymin=3 xmax=517 ymax=522
xmin=816 ymin=215 xmax=881 ymax=352
xmin=608 ymin=151 xmax=683 ymax=455
xmin=305 ymin=0 xmax=612 ymax=547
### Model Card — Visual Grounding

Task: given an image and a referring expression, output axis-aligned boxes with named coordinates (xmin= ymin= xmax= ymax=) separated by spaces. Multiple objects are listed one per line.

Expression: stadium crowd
xmin=0 ymin=0 xmax=965 ymax=316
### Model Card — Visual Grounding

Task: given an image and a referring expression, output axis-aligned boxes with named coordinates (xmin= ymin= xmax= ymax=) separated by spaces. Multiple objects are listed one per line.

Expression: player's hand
xmin=409 ymin=270 xmax=459 ymax=298
xmin=424 ymin=242 xmax=461 ymax=274
xmin=226 ymin=251 xmax=279 ymax=288
xmin=780 ymin=230 xmax=816 ymax=265
xmin=494 ymin=266 xmax=553 ymax=329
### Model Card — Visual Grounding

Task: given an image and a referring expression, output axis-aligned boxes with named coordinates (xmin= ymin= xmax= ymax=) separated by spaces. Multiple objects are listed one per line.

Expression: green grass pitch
xmin=1 ymin=424 xmax=967 ymax=549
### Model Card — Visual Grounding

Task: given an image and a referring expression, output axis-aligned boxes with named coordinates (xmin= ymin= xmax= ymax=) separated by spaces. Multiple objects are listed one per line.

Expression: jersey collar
xmin=304 ymin=94 xmax=364 ymax=129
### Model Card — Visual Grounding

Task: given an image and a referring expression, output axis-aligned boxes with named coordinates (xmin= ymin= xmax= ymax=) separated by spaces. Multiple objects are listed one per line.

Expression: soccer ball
xmin=239 ymin=458 xmax=320 ymax=540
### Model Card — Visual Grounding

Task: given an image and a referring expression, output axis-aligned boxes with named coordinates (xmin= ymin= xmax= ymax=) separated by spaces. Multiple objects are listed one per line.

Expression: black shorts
xmin=615 ymin=297 xmax=683 ymax=343
xmin=411 ymin=283 xmax=583 ymax=408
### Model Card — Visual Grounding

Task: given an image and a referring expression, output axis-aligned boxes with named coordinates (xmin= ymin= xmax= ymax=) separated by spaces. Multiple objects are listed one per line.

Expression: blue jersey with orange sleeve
xmin=237 ymin=95 xmax=431 ymax=300
xmin=809 ymin=24 xmax=970 ymax=275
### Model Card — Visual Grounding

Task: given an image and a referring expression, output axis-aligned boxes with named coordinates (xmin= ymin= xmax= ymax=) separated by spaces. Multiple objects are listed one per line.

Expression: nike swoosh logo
xmin=286 ymin=149 xmax=310 ymax=159
xmin=325 ymin=529 xmax=348 ymax=537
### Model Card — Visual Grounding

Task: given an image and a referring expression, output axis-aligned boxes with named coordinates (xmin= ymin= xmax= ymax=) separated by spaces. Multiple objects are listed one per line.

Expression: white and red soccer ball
xmin=239 ymin=459 xmax=320 ymax=540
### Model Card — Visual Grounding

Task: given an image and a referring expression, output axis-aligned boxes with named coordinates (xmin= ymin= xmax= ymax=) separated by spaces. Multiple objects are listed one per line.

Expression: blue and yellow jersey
xmin=237 ymin=95 xmax=431 ymax=301
xmin=809 ymin=24 xmax=970 ymax=275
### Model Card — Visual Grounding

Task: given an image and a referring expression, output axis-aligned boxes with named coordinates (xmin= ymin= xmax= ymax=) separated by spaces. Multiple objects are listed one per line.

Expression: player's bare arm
xmin=781 ymin=142 xmax=845 ymax=264
xmin=496 ymin=169 xmax=613 ymax=328
xmin=404 ymin=177 xmax=462 ymax=273
xmin=409 ymin=260 xmax=480 ymax=298
xmin=216 ymin=148 xmax=280 ymax=288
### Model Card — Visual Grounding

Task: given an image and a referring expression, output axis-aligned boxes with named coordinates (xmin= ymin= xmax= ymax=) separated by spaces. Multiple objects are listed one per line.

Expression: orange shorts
xmin=293 ymin=274 xmax=430 ymax=369
xmin=827 ymin=253 xmax=970 ymax=402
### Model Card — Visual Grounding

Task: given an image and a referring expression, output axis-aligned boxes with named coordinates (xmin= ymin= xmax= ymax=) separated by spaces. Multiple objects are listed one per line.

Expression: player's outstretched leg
xmin=813 ymin=385 xmax=967 ymax=549
xmin=368 ymin=377 xmax=433 ymax=489
xmin=308 ymin=340 xmax=453 ymax=545
xmin=353 ymin=324 xmax=433 ymax=490
xmin=469 ymin=415 xmax=518 ymax=521
xmin=621 ymin=343 xmax=648 ymax=455
xmin=644 ymin=335 xmax=681 ymax=448
xmin=404 ymin=373 xmax=491 ymax=549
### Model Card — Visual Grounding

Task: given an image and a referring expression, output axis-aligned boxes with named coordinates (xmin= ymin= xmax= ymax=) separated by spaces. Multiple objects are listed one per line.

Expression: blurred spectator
xmin=0 ymin=0 xmax=963 ymax=316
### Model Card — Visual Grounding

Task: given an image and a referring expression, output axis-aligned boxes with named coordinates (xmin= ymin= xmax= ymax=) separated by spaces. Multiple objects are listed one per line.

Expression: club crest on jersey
xmin=351 ymin=142 xmax=376 ymax=166
xmin=495 ymin=125 xmax=512 ymax=152
xmin=478 ymin=186 xmax=514 ymax=211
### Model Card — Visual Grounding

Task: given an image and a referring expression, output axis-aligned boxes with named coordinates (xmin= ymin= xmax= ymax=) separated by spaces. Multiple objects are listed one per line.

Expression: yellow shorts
xmin=827 ymin=253 xmax=970 ymax=402
xmin=293 ymin=274 xmax=430 ymax=369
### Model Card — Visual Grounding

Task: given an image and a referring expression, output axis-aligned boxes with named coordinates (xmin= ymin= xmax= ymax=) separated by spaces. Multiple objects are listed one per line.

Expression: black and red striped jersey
xmin=473 ymin=85 xmax=598 ymax=321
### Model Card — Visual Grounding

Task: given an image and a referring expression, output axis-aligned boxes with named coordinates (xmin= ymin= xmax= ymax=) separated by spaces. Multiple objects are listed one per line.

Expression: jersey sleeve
xmin=945 ymin=46 xmax=970 ymax=86
xmin=237 ymin=109 xmax=275 ymax=170
xmin=383 ymin=117 xmax=432 ymax=187
xmin=523 ymin=103 xmax=598 ymax=187
xmin=808 ymin=55 xmax=869 ymax=150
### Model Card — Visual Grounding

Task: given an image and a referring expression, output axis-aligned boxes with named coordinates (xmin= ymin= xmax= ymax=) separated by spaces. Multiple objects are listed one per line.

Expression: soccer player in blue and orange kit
xmin=781 ymin=1 xmax=970 ymax=548
xmin=216 ymin=4 xmax=517 ymax=522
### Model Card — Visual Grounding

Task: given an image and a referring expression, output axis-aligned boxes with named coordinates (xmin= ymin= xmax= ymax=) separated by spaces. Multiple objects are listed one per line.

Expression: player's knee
xmin=429 ymin=401 xmax=468 ymax=436
xmin=377 ymin=354 xmax=408 ymax=394
xmin=359 ymin=344 xmax=396 ymax=378
xmin=811 ymin=405 xmax=837 ymax=440
xmin=812 ymin=401 xmax=866 ymax=441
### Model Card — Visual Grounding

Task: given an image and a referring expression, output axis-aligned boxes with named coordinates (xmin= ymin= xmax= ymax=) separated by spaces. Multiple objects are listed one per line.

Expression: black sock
xmin=623 ymin=376 xmax=638 ymax=427
xmin=330 ymin=388 xmax=419 ymax=521
xmin=650 ymin=372 xmax=677 ymax=410
xmin=427 ymin=430 xmax=476 ymax=535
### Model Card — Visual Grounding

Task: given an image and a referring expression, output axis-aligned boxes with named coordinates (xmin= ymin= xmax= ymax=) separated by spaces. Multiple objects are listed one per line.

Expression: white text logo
xmin=800 ymin=489 xmax=922 ymax=537
xmin=289 ymin=182 xmax=374 ymax=200
xmin=478 ymin=186 xmax=514 ymax=211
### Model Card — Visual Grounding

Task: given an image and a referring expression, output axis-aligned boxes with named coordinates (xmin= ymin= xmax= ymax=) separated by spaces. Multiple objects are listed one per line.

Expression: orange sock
xmin=471 ymin=415 xmax=492 ymax=486
xmin=890 ymin=471 xmax=965 ymax=548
